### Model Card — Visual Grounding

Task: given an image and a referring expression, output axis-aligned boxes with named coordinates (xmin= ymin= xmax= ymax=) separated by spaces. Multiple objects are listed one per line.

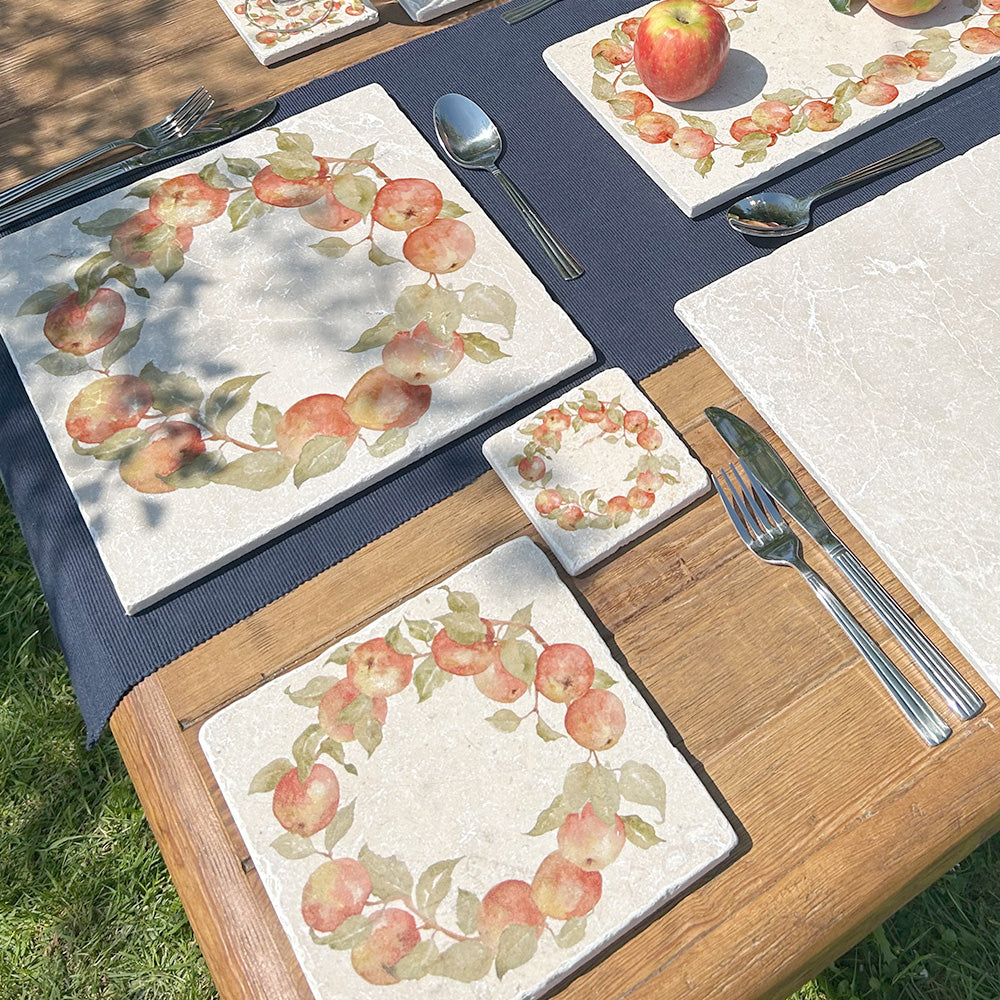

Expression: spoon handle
xmin=809 ymin=137 xmax=943 ymax=204
xmin=489 ymin=166 xmax=584 ymax=281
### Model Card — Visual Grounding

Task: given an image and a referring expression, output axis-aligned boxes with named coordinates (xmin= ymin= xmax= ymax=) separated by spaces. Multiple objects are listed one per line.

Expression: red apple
xmin=633 ymin=0 xmax=730 ymax=103
xmin=867 ymin=0 xmax=943 ymax=15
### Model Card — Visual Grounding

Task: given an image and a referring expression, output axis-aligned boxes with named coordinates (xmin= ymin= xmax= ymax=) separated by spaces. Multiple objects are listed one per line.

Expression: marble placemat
xmin=675 ymin=132 xmax=1000 ymax=694
xmin=543 ymin=0 xmax=1000 ymax=216
xmin=200 ymin=537 xmax=736 ymax=1000
xmin=0 ymin=84 xmax=595 ymax=614
xmin=215 ymin=0 xmax=378 ymax=66
xmin=483 ymin=368 xmax=709 ymax=575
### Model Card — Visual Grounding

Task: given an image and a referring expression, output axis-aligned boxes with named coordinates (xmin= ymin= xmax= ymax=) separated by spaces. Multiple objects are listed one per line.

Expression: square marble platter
xmin=0 ymin=83 xmax=595 ymax=614
xmin=483 ymin=368 xmax=710 ymax=575
xmin=215 ymin=0 xmax=378 ymax=66
xmin=543 ymin=0 xmax=1000 ymax=217
xmin=675 ymin=132 xmax=1000 ymax=695
xmin=200 ymin=537 xmax=738 ymax=1000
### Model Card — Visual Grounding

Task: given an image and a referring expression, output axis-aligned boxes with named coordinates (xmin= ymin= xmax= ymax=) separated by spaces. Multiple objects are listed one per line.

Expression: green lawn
xmin=1 ymin=482 xmax=998 ymax=1000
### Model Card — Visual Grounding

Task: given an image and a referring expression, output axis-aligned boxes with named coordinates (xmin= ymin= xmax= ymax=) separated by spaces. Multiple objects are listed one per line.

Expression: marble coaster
xmin=215 ymin=0 xmax=378 ymax=66
xmin=543 ymin=0 xmax=1000 ymax=217
xmin=0 ymin=83 xmax=595 ymax=614
xmin=396 ymin=0 xmax=481 ymax=23
xmin=200 ymin=537 xmax=737 ymax=1000
xmin=483 ymin=369 xmax=709 ymax=575
xmin=675 ymin=133 xmax=1000 ymax=695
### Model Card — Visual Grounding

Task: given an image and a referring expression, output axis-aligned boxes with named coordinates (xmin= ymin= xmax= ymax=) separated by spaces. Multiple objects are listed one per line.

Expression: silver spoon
xmin=433 ymin=93 xmax=583 ymax=281
xmin=726 ymin=137 xmax=943 ymax=238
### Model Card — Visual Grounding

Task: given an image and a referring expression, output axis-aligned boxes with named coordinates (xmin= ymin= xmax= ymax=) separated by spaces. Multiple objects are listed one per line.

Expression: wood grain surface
xmin=112 ymin=351 xmax=1000 ymax=1000
xmin=6 ymin=3 xmax=997 ymax=998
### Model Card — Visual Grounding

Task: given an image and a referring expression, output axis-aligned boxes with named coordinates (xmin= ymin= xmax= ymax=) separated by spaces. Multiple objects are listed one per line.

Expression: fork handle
xmin=797 ymin=561 xmax=951 ymax=746
xmin=0 ymin=157 xmax=141 ymax=231
xmin=830 ymin=545 xmax=984 ymax=720
xmin=501 ymin=0 xmax=561 ymax=23
xmin=0 ymin=140 xmax=130 ymax=210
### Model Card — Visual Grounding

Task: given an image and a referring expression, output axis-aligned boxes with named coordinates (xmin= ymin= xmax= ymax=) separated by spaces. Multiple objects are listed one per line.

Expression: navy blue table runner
xmin=1 ymin=0 xmax=997 ymax=744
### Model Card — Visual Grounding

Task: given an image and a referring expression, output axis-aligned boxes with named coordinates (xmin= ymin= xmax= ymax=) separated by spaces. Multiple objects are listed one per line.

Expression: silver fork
xmin=714 ymin=461 xmax=951 ymax=747
xmin=0 ymin=88 xmax=214 ymax=210
xmin=501 ymin=0 xmax=562 ymax=23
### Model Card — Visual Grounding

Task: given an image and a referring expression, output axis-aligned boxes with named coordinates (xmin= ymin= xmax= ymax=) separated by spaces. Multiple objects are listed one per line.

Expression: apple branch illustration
xmin=248 ymin=591 xmax=668 ymax=984
xmin=17 ymin=128 xmax=518 ymax=494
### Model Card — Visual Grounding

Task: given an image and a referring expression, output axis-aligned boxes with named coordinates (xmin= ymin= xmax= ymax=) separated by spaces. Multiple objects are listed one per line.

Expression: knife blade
xmin=705 ymin=406 xmax=984 ymax=720
xmin=0 ymin=100 xmax=278 ymax=233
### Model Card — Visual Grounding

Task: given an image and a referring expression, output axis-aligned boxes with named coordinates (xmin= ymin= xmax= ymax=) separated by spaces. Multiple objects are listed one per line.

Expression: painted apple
xmin=867 ymin=0 xmax=943 ymax=16
xmin=633 ymin=0 xmax=730 ymax=103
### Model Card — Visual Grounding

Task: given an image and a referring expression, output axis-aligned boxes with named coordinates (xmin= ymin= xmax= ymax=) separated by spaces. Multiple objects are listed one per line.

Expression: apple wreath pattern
xmin=590 ymin=1 xmax=1000 ymax=176
xmin=17 ymin=128 xmax=518 ymax=495
xmin=509 ymin=387 xmax=681 ymax=531
xmin=248 ymin=591 xmax=668 ymax=985
xmin=234 ymin=0 xmax=370 ymax=50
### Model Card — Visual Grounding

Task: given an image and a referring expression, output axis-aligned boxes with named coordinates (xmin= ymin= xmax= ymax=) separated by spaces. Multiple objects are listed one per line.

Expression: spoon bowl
xmin=726 ymin=137 xmax=943 ymax=238
xmin=432 ymin=93 xmax=583 ymax=280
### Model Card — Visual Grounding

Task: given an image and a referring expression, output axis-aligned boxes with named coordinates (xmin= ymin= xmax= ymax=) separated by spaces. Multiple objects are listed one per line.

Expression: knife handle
xmin=0 ymin=158 xmax=137 ymax=232
xmin=830 ymin=544 xmax=985 ymax=720
xmin=799 ymin=562 xmax=951 ymax=746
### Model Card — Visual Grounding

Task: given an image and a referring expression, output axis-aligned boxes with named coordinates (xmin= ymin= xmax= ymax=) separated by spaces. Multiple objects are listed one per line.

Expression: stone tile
xmin=215 ymin=0 xmax=378 ymax=66
xmin=483 ymin=368 xmax=709 ymax=575
xmin=543 ymin=0 xmax=1000 ymax=217
xmin=675 ymin=133 xmax=1000 ymax=693
xmin=200 ymin=537 xmax=737 ymax=1000
xmin=0 ymin=84 xmax=594 ymax=613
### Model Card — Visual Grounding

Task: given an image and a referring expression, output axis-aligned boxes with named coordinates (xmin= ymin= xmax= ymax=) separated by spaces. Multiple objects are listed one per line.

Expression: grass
xmin=1 ymin=482 xmax=999 ymax=1000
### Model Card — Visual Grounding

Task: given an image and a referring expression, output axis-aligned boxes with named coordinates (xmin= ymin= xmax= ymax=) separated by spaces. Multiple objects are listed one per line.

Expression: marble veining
xmin=675 ymin=132 xmax=1000 ymax=693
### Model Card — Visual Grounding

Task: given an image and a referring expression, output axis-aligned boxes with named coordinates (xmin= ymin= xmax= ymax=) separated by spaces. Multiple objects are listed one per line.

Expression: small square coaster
xmin=483 ymin=369 xmax=709 ymax=575
xmin=200 ymin=537 xmax=736 ymax=1000
xmin=216 ymin=0 xmax=378 ymax=66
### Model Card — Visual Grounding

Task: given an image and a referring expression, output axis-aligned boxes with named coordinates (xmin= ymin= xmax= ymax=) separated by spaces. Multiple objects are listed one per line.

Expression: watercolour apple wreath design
xmin=509 ymin=387 xmax=681 ymax=531
xmin=248 ymin=590 xmax=669 ymax=985
xmin=233 ymin=0 xmax=370 ymax=52
xmin=590 ymin=0 xmax=1000 ymax=176
xmin=16 ymin=128 xmax=517 ymax=495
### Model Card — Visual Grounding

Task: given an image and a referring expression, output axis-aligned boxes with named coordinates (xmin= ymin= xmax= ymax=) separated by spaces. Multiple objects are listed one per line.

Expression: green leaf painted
xmin=460 ymin=331 xmax=511 ymax=364
xmin=248 ymin=757 xmax=293 ymax=794
xmin=211 ymin=451 xmax=291 ymax=491
xmin=461 ymin=282 xmax=516 ymax=335
xmin=433 ymin=940 xmax=493 ymax=982
xmin=366 ymin=427 xmax=407 ymax=458
xmin=72 ymin=207 xmax=135 ymax=237
xmin=332 ymin=173 xmax=377 ymax=215
xmin=35 ymin=351 xmax=89 ymax=376
xmin=416 ymin=858 xmax=462 ymax=920
xmin=324 ymin=799 xmax=355 ymax=852
xmin=455 ymin=889 xmax=480 ymax=935
xmin=589 ymin=764 xmax=621 ymax=825
xmin=496 ymin=923 xmax=538 ymax=978
xmin=17 ymin=283 xmax=73 ymax=316
xmin=293 ymin=434 xmax=349 ymax=488
xmin=228 ymin=189 xmax=271 ymax=231
xmin=619 ymin=760 xmax=667 ymax=820
xmin=358 ymin=845 xmax=413 ymax=901
xmin=486 ymin=709 xmax=521 ymax=734
xmin=270 ymin=831 xmax=316 ymax=860
xmin=622 ymin=813 xmax=665 ymax=848
xmin=252 ymin=401 xmax=282 ymax=446
xmin=205 ymin=373 xmax=265 ymax=434
xmin=284 ymin=675 xmax=337 ymax=708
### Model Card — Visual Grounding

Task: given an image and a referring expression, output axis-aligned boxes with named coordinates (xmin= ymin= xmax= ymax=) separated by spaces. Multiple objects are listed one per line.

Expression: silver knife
xmin=0 ymin=100 xmax=278 ymax=233
xmin=705 ymin=406 xmax=984 ymax=720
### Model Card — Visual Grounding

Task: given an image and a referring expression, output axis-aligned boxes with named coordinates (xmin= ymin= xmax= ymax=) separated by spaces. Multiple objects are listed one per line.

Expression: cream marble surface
xmin=483 ymin=368 xmax=709 ymax=576
xmin=0 ymin=85 xmax=595 ymax=614
xmin=200 ymin=538 xmax=737 ymax=1000
xmin=675 ymin=133 xmax=1000 ymax=694
xmin=215 ymin=0 xmax=378 ymax=66
xmin=543 ymin=0 xmax=1000 ymax=217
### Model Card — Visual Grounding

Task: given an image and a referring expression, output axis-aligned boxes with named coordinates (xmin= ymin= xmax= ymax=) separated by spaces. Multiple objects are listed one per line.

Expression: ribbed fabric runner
xmin=0 ymin=0 xmax=997 ymax=745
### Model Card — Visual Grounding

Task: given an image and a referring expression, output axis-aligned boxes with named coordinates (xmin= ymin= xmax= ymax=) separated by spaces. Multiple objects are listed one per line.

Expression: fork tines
xmin=712 ymin=462 xmax=785 ymax=545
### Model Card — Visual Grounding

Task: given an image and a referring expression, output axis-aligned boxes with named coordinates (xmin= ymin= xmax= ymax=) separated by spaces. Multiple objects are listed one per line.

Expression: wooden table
xmin=6 ymin=4 xmax=1000 ymax=999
